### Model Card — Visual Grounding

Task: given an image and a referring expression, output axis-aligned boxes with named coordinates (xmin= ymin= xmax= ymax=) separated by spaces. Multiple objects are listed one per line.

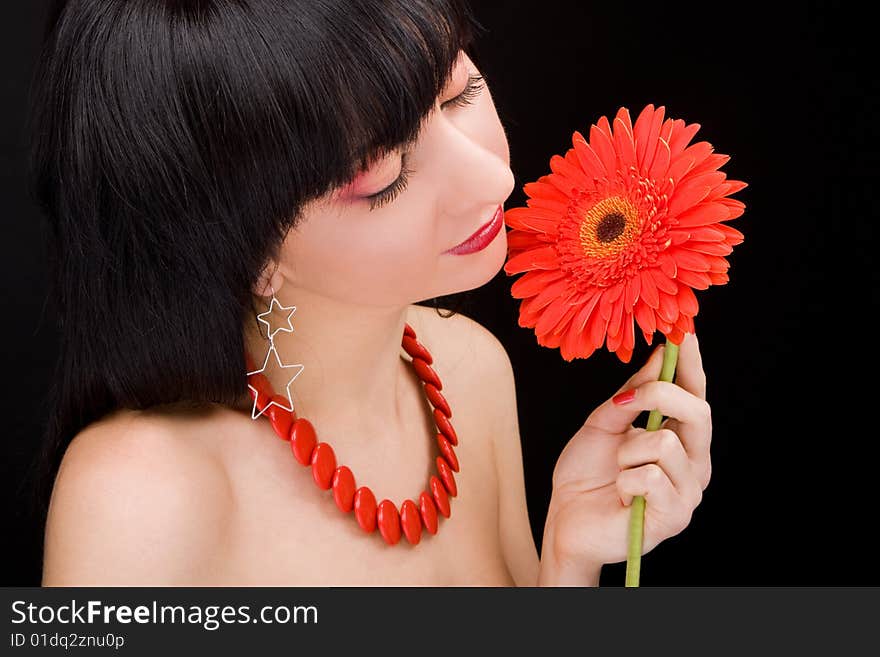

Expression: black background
xmin=2 ymin=2 xmax=876 ymax=585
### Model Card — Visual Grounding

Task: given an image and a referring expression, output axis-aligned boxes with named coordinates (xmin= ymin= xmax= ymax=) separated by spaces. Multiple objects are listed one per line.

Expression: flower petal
xmin=522 ymin=276 xmax=569 ymax=312
xmin=586 ymin=301 xmax=610 ymax=348
xmin=649 ymin=137 xmax=672 ymax=181
xmin=572 ymin=131 xmax=607 ymax=179
xmin=510 ymin=270 xmax=566 ymax=299
xmin=720 ymin=198 xmax=746 ymax=220
xmin=681 ymin=226 xmax=727 ymax=242
xmin=622 ymin=309 xmax=636 ymax=353
xmin=649 ymin=268 xmax=678 ymax=294
xmin=676 ymin=142 xmax=715 ymax=179
xmin=550 ymin=153 xmax=592 ymax=191
xmin=634 ymin=300 xmax=656 ymax=342
xmin=667 ymin=153 xmax=696 ymax=186
xmin=527 ymin=196 xmax=569 ymax=215
xmin=505 ymin=207 xmax=560 ymax=233
xmin=686 ymin=241 xmax=733 ymax=256
xmin=667 ymin=120 xmax=701 ymax=154
xmin=675 ymin=202 xmax=731 ymax=228
xmin=659 ymin=254 xmax=678 ymax=278
xmin=675 ymin=268 xmax=711 ymax=290
xmin=624 ymin=274 xmax=641 ymax=309
xmin=716 ymin=223 xmax=745 ymax=245
xmin=590 ymin=120 xmax=618 ymax=177
xmin=677 ymin=284 xmax=699 ymax=317
xmin=504 ymin=245 xmax=559 ymax=274
xmin=633 ymin=104 xmax=657 ymax=165
xmin=657 ymin=291 xmax=678 ymax=323
xmin=535 ymin=298 xmax=573 ymax=336
xmin=639 ymin=269 xmax=660 ymax=308
xmin=613 ymin=116 xmax=637 ymax=169
xmin=524 ymin=180 xmax=569 ymax=204
xmin=570 ymin=289 xmax=598 ymax=327
xmin=667 ymin=183 xmax=713 ymax=218
xmin=639 ymin=105 xmax=666 ymax=174
xmin=607 ymin=294 xmax=625 ymax=338
xmin=667 ymin=325 xmax=686 ymax=344
xmin=671 ymin=248 xmax=712 ymax=272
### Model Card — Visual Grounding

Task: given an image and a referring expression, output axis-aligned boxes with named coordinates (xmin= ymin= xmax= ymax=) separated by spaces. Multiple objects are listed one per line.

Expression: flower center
xmin=578 ymin=196 xmax=640 ymax=259
xmin=596 ymin=212 xmax=626 ymax=243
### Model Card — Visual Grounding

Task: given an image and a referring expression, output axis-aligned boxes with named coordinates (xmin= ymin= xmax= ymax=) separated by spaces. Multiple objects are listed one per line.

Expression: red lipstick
xmin=443 ymin=205 xmax=504 ymax=255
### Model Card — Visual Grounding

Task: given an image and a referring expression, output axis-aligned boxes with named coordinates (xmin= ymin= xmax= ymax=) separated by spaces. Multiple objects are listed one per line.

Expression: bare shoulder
xmin=407 ymin=304 xmax=538 ymax=586
xmin=405 ymin=303 xmax=514 ymax=385
xmin=42 ymin=408 xmax=232 ymax=586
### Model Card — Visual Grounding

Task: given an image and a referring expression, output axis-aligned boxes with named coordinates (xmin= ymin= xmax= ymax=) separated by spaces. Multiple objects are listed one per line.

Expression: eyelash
xmin=366 ymin=74 xmax=486 ymax=211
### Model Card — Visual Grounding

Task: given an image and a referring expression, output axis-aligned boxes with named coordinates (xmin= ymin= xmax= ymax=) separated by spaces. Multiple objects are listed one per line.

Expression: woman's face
xmin=274 ymin=50 xmax=516 ymax=307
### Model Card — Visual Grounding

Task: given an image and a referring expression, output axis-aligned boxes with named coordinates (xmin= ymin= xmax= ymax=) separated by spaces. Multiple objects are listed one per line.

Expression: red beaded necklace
xmin=244 ymin=322 xmax=459 ymax=546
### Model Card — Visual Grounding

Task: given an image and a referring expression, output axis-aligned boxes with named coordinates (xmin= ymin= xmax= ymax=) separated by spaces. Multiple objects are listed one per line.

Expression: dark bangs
xmin=25 ymin=0 xmax=483 ymax=522
xmin=259 ymin=0 xmax=483 ymax=189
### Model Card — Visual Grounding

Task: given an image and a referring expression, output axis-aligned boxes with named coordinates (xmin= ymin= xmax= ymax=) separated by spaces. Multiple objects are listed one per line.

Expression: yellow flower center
xmin=578 ymin=196 xmax=640 ymax=259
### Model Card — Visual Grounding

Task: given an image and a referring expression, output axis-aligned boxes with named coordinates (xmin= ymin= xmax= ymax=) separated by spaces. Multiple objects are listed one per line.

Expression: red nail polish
xmin=612 ymin=389 xmax=637 ymax=405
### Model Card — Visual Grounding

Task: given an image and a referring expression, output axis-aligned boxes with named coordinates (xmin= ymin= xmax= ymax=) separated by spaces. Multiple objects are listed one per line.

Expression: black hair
xmin=25 ymin=0 xmax=484 ymax=532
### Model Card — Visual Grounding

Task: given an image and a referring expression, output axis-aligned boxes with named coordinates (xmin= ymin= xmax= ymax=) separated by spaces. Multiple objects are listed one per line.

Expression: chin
xmin=435 ymin=228 xmax=509 ymax=297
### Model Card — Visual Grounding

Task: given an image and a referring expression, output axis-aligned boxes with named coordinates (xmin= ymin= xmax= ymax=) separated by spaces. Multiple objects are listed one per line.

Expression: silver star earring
xmin=247 ymin=285 xmax=304 ymax=420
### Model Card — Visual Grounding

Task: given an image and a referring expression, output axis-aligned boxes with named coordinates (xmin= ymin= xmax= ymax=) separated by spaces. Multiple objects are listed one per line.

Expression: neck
xmin=240 ymin=287 xmax=414 ymax=438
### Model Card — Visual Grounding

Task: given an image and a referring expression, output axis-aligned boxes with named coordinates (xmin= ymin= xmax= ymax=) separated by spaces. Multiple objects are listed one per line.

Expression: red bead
xmin=433 ymin=408 xmax=458 ymax=446
xmin=376 ymin=499 xmax=402 ymax=545
xmin=399 ymin=499 xmax=422 ymax=545
xmin=430 ymin=475 xmax=450 ymax=518
xmin=402 ymin=335 xmax=433 ymax=364
xmin=310 ymin=442 xmax=336 ymax=490
xmin=354 ymin=487 xmax=377 ymax=532
xmin=265 ymin=395 xmax=294 ymax=440
xmin=436 ymin=456 xmax=457 ymax=497
xmin=247 ymin=373 xmax=274 ymax=411
xmin=419 ymin=491 xmax=439 ymax=534
xmin=332 ymin=466 xmax=356 ymax=513
xmin=412 ymin=357 xmax=442 ymax=390
xmin=289 ymin=418 xmax=317 ymax=466
xmin=403 ymin=323 xmax=416 ymax=339
xmin=436 ymin=432 xmax=459 ymax=472
xmin=424 ymin=383 xmax=451 ymax=417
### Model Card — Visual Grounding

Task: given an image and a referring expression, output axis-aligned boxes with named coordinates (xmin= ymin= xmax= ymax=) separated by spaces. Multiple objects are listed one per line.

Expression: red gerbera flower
xmin=503 ymin=104 xmax=747 ymax=363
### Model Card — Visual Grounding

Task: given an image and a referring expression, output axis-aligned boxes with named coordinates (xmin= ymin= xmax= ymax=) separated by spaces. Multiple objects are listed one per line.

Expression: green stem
xmin=625 ymin=338 xmax=680 ymax=587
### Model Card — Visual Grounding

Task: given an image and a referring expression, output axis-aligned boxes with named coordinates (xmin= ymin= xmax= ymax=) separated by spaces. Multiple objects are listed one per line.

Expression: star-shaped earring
xmin=247 ymin=343 xmax=304 ymax=420
xmin=257 ymin=296 xmax=297 ymax=341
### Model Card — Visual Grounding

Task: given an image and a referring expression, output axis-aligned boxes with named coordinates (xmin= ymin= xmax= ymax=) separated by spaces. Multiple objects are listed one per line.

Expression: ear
xmin=252 ymin=263 xmax=286 ymax=299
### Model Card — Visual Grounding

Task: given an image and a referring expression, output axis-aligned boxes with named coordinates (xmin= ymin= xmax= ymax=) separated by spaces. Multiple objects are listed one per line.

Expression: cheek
xmin=282 ymin=199 xmax=440 ymax=304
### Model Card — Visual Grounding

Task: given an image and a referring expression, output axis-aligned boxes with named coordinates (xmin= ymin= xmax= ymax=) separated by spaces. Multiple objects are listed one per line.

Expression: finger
xmin=673 ymin=332 xmax=707 ymax=400
xmin=662 ymin=417 xmax=712 ymax=490
xmin=585 ymin=344 xmax=666 ymax=433
xmin=613 ymin=342 xmax=667 ymax=396
xmin=589 ymin=380 xmax=712 ymax=463
xmin=618 ymin=428 xmax=703 ymax=508
xmin=616 ymin=463 xmax=676 ymax=510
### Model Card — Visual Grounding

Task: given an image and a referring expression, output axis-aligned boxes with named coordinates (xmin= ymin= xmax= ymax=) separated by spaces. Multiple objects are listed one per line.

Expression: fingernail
xmin=612 ymin=389 xmax=637 ymax=405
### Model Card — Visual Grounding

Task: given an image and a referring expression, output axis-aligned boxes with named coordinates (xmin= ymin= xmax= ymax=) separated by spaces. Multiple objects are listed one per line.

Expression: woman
xmin=30 ymin=0 xmax=712 ymax=586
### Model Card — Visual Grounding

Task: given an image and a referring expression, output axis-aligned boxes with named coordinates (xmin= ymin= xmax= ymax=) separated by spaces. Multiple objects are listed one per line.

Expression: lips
xmin=443 ymin=205 xmax=504 ymax=255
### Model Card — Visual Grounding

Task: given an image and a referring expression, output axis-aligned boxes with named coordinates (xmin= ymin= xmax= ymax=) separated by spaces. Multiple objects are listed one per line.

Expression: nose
xmin=440 ymin=125 xmax=516 ymax=214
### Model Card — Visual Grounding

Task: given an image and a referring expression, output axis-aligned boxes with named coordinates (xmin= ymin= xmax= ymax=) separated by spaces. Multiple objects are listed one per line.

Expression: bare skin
xmin=40 ymin=41 xmax=713 ymax=586
xmin=42 ymin=303 xmax=533 ymax=586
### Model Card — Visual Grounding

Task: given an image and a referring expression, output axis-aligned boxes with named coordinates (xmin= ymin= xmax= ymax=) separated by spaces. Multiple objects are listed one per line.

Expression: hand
xmin=544 ymin=332 xmax=712 ymax=570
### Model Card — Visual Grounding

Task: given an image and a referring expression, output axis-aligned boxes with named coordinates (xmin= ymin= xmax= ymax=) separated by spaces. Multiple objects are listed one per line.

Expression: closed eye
xmin=365 ymin=74 xmax=486 ymax=211
xmin=441 ymin=74 xmax=486 ymax=110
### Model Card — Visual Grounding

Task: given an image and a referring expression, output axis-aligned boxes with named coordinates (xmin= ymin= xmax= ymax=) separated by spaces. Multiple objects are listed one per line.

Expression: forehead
xmin=356 ymin=55 xmax=472 ymax=160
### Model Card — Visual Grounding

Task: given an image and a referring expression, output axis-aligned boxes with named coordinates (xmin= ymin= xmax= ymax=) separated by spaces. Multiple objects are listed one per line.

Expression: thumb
xmin=614 ymin=341 xmax=666 ymax=395
xmin=584 ymin=341 xmax=666 ymax=435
